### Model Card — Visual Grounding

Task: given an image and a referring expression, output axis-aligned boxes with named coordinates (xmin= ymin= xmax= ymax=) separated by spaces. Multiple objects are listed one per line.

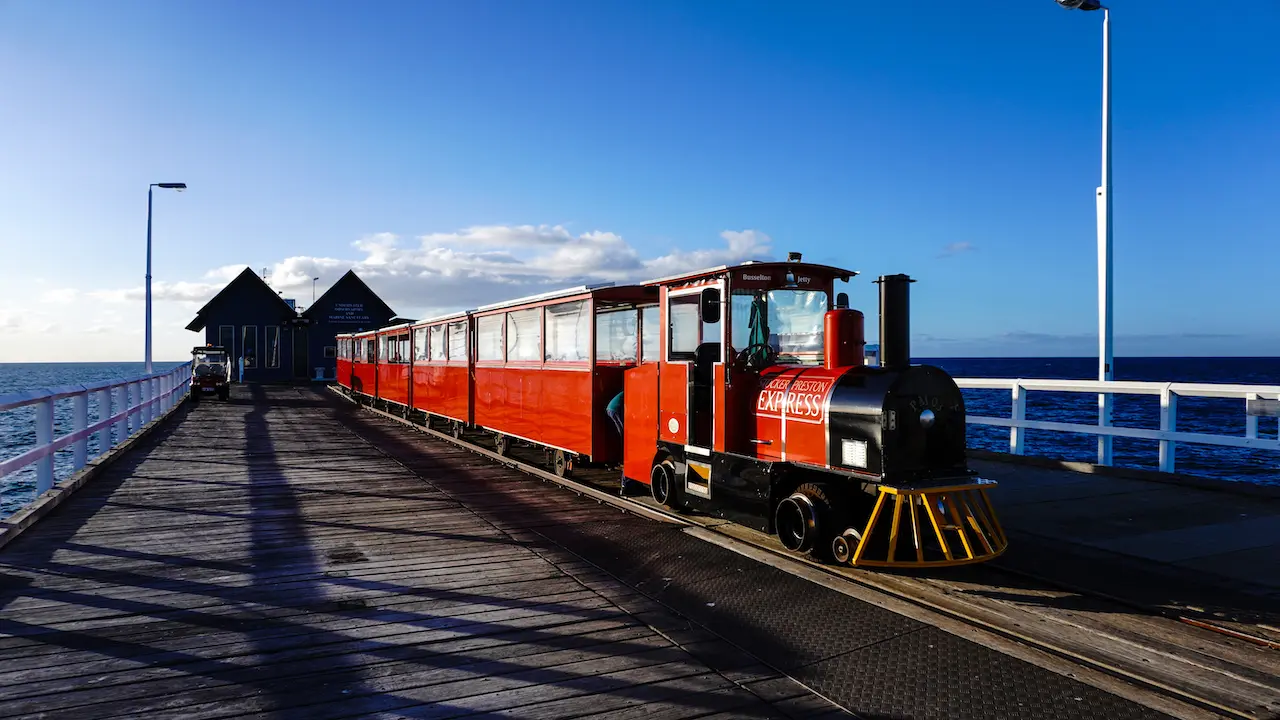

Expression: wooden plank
xmin=0 ymin=386 xmax=831 ymax=720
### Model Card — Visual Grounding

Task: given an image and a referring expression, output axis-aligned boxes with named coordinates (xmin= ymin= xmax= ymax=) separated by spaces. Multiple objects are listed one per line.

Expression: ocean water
xmin=1 ymin=362 xmax=186 ymax=518
xmin=2 ymin=358 xmax=1278 ymax=518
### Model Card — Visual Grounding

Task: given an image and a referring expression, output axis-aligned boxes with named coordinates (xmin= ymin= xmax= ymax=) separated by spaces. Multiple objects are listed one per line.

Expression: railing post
xmin=144 ymin=378 xmax=154 ymax=424
xmin=96 ymin=387 xmax=112 ymax=452
xmin=114 ymin=384 xmax=128 ymax=444
xmin=72 ymin=391 xmax=89 ymax=471
xmin=1010 ymin=381 xmax=1026 ymax=455
xmin=1098 ymin=384 xmax=1114 ymax=466
xmin=1246 ymin=391 xmax=1259 ymax=440
xmin=1159 ymin=383 xmax=1177 ymax=473
xmin=35 ymin=397 xmax=54 ymax=494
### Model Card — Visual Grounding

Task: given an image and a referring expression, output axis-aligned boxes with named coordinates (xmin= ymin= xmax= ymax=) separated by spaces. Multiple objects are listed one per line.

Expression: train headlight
xmin=841 ymin=439 xmax=868 ymax=468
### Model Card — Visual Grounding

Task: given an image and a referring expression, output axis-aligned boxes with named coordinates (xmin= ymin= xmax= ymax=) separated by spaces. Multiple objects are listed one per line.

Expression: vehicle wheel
xmin=832 ymin=528 xmax=862 ymax=565
xmin=553 ymin=450 xmax=574 ymax=478
xmin=775 ymin=483 xmax=834 ymax=556
xmin=451 ymin=421 xmax=464 ymax=439
xmin=494 ymin=433 xmax=510 ymax=456
xmin=650 ymin=458 xmax=678 ymax=509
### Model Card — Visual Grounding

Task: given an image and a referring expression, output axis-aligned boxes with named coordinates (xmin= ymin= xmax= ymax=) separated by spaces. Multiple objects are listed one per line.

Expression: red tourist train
xmin=337 ymin=254 xmax=1006 ymax=568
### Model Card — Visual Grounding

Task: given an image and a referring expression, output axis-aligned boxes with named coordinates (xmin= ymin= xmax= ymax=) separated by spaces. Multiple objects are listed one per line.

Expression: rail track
xmin=334 ymin=387 xmax=1280 ymax=720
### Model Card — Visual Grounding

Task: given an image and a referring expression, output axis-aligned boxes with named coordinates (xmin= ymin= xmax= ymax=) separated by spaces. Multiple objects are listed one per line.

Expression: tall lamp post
xmin=1054 ymin=0 xmax=1113 ymax=465
xmin=313 ymin=277 xmax=320 ymax=304
xmin=145 ymin=182 xmax=187 ymax=374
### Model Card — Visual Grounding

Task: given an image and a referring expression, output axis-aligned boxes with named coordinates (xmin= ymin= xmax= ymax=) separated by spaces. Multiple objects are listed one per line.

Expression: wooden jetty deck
xmin=2 ymin=385 xmax=1276 ymax=719
xmin=0 ymin=387 xmax=846 ymax=719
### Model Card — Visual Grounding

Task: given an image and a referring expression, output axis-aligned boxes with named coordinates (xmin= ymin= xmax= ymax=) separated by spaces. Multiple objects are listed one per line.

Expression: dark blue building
xmin=300 ymin=270 xmax=396 ymax=380
xmin=186 ymin=267 xmax=396 ymax=382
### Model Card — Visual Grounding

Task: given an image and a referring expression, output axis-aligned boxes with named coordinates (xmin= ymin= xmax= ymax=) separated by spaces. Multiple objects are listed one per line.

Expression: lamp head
xmin=1054 ymin=0 xmax=1103 ymax=9
xmin=155 ymin=182 xmax=188 ymax=191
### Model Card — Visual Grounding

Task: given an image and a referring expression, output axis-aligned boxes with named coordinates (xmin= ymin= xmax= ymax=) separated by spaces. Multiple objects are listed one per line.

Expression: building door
xmin=293 ymin=327 xmax=310 ymax=379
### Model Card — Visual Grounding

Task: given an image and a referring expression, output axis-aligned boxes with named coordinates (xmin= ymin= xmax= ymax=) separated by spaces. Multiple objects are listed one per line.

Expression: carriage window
xmin=595 ymin=309 xmax=637 ymax=362
xmin=640 ymin=306 xmax=660 ymax=362
xmin=506 ymin=308 xmax=542 ymax=362
xmin=266 ymin=326 xmax=281 ymax=368
xmin=448 ymin=321 xmax=468 ymax=361
xmin=395 ymin=334 xmax=411 ymax=363
xmin=366 ymin=338 xmax=376 ymax=363
xmin=476 ymin=315 xmax=504 ymax=361
xmin=545 ymin=300 xmax=589 ymax=362
xmin=413 ymin=328 xmax=428 ymax=362
xmin=429 ymin=325 xmax=445 ymax=361
xmin=379 ymin=335 xmax=391 ymax=362
xmin=668 ymin=295 xmax=700 ymax=358
xmin=241 ymin=326 xmax=258 ymax=368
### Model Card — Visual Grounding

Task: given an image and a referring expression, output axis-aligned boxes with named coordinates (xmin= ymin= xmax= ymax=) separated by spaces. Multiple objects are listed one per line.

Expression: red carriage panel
xmin=374 ymin=327 xmax=412 ymax=406
xmin=349 ymin=332 xmax=378 ymax=397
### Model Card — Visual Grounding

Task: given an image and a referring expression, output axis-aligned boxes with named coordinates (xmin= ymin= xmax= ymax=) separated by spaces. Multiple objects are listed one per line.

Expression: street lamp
xmin=1054 ymin=0 xmax=1113 ymax=464
xmin=313 ymin=277 xmax=320 ymax=303
xmin=145 ymin=182 xmax=187 ymax=374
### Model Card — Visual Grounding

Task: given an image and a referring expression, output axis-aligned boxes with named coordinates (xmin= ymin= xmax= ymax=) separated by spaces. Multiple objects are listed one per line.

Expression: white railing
xmin=0 ymin=364 xmax=192 ymax=506
xmin=955 ymin=378 xmax=1280 ymax=474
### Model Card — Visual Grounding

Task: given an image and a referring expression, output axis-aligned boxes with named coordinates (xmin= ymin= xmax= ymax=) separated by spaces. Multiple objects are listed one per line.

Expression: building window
xmin=476 ymin=315 xmax=504 ymax=362
xmin=506 ymin=308 xmax=542 ymax=363
xmin=219 ymin=325 xmax=234 ymax=355
xmin=242 ymin=326 xmax=258 ymax=368
xmin=545 ymin=300 xmax=589 ymax=362
xmin=429 ymin=325 xmax=445 ymax=361
xmin=596 ymin=308 xmax=637 ymax=363
xmin=266 ymin=326 xmax=281 ymax=368
xmin=324 ymin=346 xmax=337 ymax=359
xmin=448 ymin=321 xmax=467 ymax=361
xmin=640 ymin=305 xmax=660 ymax=362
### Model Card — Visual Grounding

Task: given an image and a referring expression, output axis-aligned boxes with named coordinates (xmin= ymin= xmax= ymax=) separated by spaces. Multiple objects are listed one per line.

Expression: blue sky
xmin=1 ymin=0 xmax=1277 ymax=361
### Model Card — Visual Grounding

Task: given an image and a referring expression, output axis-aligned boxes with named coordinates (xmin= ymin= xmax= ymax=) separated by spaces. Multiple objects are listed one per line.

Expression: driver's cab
xmin=648 ymin=257 xmax=856 ymax=458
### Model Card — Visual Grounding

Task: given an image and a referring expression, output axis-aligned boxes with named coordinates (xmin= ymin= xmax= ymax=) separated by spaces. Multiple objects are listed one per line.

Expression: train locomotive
xmin=337 ymin=255 xmax=1006 ymax=568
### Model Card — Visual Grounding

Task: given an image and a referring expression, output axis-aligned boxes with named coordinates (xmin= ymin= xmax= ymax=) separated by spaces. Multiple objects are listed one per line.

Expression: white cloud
xmin=279 ymin=225 xmax=773 ymax=318
xmin=39 ymin=288 xmax=80 ymax=305
xmin=0 ymin=224 xmax=776 ymax=361
xmin=939 ymin=241 xmax=976 ymax=258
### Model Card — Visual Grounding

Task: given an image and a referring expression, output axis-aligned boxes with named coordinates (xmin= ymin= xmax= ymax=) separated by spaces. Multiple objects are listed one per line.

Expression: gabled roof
xmin=301 ymin=269 xmax=396 ymax=322
xmin=186 ymin=267 xmax=299 ymax=332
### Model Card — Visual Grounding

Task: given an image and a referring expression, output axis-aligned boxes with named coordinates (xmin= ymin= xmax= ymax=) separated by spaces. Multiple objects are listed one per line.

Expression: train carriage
xmin=470 ymin=284 xmax=655 ymax=470
xmin=374 ymin=324 xmax=413 ymax=409
xmin=409 ymin=312 xmax=473 ymax=436
xmin=344 ymin=330 xmax=379 ymax=399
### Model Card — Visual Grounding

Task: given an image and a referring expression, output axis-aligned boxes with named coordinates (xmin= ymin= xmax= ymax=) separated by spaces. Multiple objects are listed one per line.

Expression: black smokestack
xmin=876 ymin=274 xmax=915 ymax=368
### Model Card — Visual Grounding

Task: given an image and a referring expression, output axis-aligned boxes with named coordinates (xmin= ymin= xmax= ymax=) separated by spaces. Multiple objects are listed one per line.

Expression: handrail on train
xmin=0 ymin=364 xmax=193 ymax=513
xmin=954 ymin=377 xmax=1280 ymax=473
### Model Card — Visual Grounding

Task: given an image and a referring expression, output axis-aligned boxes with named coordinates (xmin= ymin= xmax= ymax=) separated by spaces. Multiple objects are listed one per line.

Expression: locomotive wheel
xmin=650 ymin=459 xmax=677 ymax=509
xmin=494 ymin=433 xmax=511 ymax=456
xmin=775 ymin=483 xmax=834 ymax=555
xmin=553 ymin=450 xmax=574 ymax=478
xmin=831 ymin=528 xmax=862 ymax=565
